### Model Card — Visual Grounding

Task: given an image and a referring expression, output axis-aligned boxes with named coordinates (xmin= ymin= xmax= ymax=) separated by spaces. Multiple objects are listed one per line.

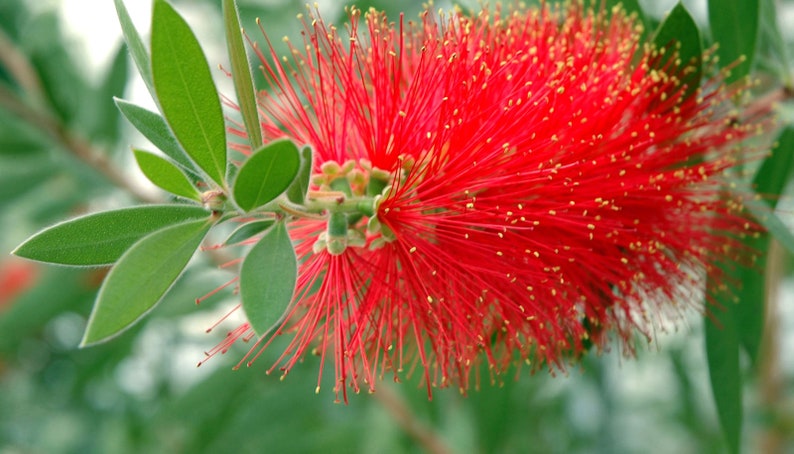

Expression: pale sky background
xmin=53 ymin=0 xmax=794 ymax=82
xmin=56 ymin=0 xmax=710 ymax=75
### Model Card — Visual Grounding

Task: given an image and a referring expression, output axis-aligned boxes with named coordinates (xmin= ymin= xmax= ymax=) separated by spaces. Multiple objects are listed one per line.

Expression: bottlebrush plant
xmin=9 ymin=0 xmax=792 ymax=452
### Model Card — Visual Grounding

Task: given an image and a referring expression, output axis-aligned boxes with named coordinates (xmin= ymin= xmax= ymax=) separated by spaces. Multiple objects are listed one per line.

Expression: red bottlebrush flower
xmin=216 ymin=3 xmax=769 ymax=401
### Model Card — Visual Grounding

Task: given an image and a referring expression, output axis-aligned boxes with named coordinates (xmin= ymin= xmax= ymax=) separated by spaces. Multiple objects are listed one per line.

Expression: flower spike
xmin=216 ymin=2 xmax=771 ymax=401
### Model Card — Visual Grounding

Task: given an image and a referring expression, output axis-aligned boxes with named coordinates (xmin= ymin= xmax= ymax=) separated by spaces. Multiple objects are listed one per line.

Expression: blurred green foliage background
xmin=1 ymin=0 xmax=793 ymax=453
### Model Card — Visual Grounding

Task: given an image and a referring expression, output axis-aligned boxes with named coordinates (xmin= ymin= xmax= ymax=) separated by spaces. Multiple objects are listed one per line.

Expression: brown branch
xmin=0 ymin=33 xmax=160 ymax=204
xmin=758 ymin=239 xmax=785 ymax=454
xmin=0 ymin=27 xmax=43 ymax=102
xmin=372 ymin=385 xmax=453 ymax=454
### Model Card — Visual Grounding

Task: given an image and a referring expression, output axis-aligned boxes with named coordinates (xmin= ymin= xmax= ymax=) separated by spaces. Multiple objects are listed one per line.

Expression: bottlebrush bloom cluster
xmin=216 ymin=2 xmax=767 ymax=400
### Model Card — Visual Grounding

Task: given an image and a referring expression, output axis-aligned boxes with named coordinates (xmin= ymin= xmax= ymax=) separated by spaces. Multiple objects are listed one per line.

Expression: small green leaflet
xmin=224 ymin=219 xmax=275 ymax=246
xmin=12 ymin=205 xmax=210 ymax=266
xmin=233 ymin=139 xmax=301 ymax=212
xmin=113 ymin=0 xmax=155 ymax=99
xmin=115 ymin=99 xmax=197 ymax=175
xmin=286 ymin=146 xmax=314 ymax=205
xmin=81 ymin=218 xmax=213 ymax=345
xmin=240 ymin=221 xmax=297 ymax=336
xmin=652 ymin=3 xmax=702 ymax=97
xmin=223 ymin=0 xmax=263 ymax=148
xmin=708 ymin=0 xmax=759 ymax=84
xmin=133 ymin=149 xmax=201 ymax=202
xmin=151 ymin=0 xmax=227 ymax=187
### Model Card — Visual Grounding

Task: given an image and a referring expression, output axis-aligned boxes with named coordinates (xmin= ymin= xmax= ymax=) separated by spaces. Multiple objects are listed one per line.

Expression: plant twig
xmin=0 ymin=31 xmax=160 ymax=204
xmin=0 ymin=28 xmax=43 ymax=102
xmin=758 ymin=239 xmax=785 ymax=454
xmin=372 ymin=384 xmax=453 ymax=454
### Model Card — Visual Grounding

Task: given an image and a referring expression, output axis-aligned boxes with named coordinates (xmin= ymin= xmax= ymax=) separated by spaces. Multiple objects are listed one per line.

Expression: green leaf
xmin=609 ymin=0 xmax=643 ymax=17
xmin=652 ymin=3 xmax=702 ymax=97
xmin=81 ymin=218 xmax=212 ymax=345
xmin=286 ymin=146 xmax=313 ymax=205
xmin=115 ymin=99 xmax=197 ymax=175
xmin=151 ymin=0 xmax=227 ymax=187
xmin=0 ymin=158 xmax=55 ymax=210
xmin=758 ymin=0 xmax=792 ymax=87
xmin=734 ymin=236 xmax=766 ymax=366
xmin=735 ymin=128 xmax=794 ymax=365
xmin=704 ymin=296 xmax=742 ymax=454
xmin=743 ymin=197 xmax=794 ymax=255
xmin=754 ymin=127 xmax=794 ymax=205
xmin=114 ymin=0 xmax=155 ymax=98
xmin=223 ymin=0 xmax=262 ymax=148
xmin=27 ymin=13 xmax=86 ymax=124
xmin=708 ymin=0 xmax=759 ymax=84
xmin=240 ymin=221 xmax=296 ymax=336
xmin=87 ymin=43 xmax=129 ymax=143
xmin=224 ymin=219 xmax=275 ymax=246
xmin=133 ymin=149 xmax=201 ymax=201
xmin=233 ymin=139 xmax=301 ymax=212
xmin=13 ymin=205 xmax=210 ymax=266
xmin=0 ymin=109 xmax=51 ymax=156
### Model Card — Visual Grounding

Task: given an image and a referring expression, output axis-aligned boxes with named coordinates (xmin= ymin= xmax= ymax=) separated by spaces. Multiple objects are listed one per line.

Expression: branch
xmin=0 ymin=27 xmax=43 ymax=102
xmin=0 ymin=30 xmax=160 ymax=204
xmin=372 ymin=385 xmax=453 ymax=454
xmin=758 ymin=239 xmax=785 ymax=454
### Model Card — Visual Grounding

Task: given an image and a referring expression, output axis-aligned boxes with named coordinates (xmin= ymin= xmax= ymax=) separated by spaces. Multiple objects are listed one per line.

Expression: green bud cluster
xmin=308 ymin=159 xmax=396 ymax=256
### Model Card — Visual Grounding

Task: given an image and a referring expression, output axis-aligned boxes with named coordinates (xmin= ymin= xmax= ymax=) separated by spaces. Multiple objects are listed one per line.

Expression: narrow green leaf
xmin=0 ymin=159 xmax=55 ymax=210
xmin=652 ymin=3 xmax=702 ymax=96
xmin=754 ymin=127 xmax=794 ymax=204
xmin=758 ymin=0 xmax=792 ymax=87
xmin=233 ymin=139 xmax=301 ymax=212
xmin=88 ymin=43 xmax=129 ymax=143
xmin=113 ymin=0 xmax=155 ymax=98
xmin=705 ymin=294 xmax=742 ymax=454
xmin=81 ymin=218 xmax=212 ymax=345
xmin=708 ymin=0 xmax=759 ymax=84
xmin=12 ymin=205 xmax=210 ymax=266
xmin=734 ymin=236 xmax=766 ymax=366
xmin=151 ymin=0 xmax=227 ymax=187
xmin=612 ymin=0 xmax=643 ymax=16
xmin=0 ymin=109 xmax=51 ymax=156
xmin=28 ymin=13 xmax=86 ymax=124
xmin=224 ymin=219 xmax=275 ymax=246
xmin=133 ymin=149 xmax=201 ymax=201
xmin=115 ymin=99 xmax=197 ymax=175
xmin=709 ymin=130 xmax=794 ymax=449
xmin=286 ymin=146 xmax=313 ymax=205
xmin=223 ymin=0 xmax=262 ymax=148
xmin=240 ymin=221 xmax=296 ymax=336
xmin=735 ymin=128 xmax=794 ymax=365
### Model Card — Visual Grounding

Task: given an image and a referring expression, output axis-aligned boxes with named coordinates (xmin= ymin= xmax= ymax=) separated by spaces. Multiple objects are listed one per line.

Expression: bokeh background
xmin=1 ymin=0 xmax=794 ymax=452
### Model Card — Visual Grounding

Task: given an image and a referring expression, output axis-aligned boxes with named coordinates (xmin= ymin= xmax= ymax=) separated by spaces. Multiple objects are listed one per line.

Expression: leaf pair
xmin=13 ymin=205 xmax=214 ymax=345
xmin=116 ymin=0 xmax=227 ymax=192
